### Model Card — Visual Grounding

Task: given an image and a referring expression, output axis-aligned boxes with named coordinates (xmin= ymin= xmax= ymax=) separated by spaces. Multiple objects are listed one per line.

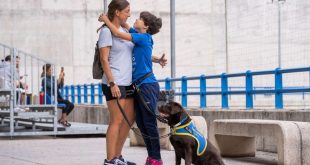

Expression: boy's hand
xmin=98 ymin=14 xmax=109 ymax=23
xmin=158 ymin=53 xmax=167 ymax=68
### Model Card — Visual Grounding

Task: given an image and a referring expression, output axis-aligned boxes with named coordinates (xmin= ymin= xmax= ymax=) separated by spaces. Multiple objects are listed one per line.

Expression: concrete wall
xmin=1 ymin=0 xmax=309 ymax=106
xmin=70 ymin=105 xmax=310 ymax=152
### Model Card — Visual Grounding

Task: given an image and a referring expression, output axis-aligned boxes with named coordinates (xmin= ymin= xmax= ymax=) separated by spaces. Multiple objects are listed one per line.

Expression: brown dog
xmin=157 ymin=92 xmax=224 ymax=165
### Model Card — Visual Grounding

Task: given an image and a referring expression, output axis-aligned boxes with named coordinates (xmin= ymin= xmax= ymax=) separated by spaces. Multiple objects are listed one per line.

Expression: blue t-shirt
xmin=130 ymin=28 xmax=157 ymax=85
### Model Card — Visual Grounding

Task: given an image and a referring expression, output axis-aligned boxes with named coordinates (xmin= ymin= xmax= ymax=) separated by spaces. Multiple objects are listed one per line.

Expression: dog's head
xmin=157 ymin=90 xmax=188 ymax=126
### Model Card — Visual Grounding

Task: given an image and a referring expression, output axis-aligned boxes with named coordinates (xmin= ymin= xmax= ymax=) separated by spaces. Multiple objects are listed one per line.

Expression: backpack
xmin=92 ymin=42 xmax=103 ymax=79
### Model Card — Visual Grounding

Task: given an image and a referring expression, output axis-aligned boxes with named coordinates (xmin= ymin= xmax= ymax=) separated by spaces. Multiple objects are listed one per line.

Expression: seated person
xmin=0 ymin=55 xmax=20 ymax=89
xmin=41 ymin=64 xmax=74 ymax=127
xmin=0 ymin=55 xmax=25 ymax=110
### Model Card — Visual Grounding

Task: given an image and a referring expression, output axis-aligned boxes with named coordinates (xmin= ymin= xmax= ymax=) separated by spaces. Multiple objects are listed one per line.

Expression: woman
xmin=41 ymin=64 xmax=74 ymax=127
xmin=98 ymin=0 xmax=136 ymax=164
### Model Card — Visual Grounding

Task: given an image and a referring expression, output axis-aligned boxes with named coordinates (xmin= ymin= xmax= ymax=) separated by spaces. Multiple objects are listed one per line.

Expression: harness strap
xmin=173 ymin=116 xmax=188 ymax=128
xmin=134 ymin=72 xmax=153 ymax=87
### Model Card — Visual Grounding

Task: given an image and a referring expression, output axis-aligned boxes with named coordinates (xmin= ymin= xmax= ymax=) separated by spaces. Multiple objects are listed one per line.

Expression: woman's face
xmin=116 ymin=5 xmax=131 ymax=24
xmin=46 ymin=67 xmax=52 ymax=76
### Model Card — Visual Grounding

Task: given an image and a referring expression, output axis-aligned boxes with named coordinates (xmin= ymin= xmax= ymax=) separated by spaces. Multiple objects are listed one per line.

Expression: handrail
xmin=63 ymin=66 xmax=310 ymax=109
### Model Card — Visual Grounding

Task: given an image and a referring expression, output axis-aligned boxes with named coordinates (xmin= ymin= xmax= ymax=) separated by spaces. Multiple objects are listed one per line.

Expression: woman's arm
xmin=98 ymin=15 xmax=132 ymax=41
xmin=100 ymin=47 xmax=113 ymax=83
xmin=57 ymin=71 xmax=64 ymax=88
xmin=99 ymin=47 xmax=121 ymax=98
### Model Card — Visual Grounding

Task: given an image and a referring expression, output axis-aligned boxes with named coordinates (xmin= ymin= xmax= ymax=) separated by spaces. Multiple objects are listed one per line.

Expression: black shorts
xmin=102 ymin=84 xmax=135 ymax=101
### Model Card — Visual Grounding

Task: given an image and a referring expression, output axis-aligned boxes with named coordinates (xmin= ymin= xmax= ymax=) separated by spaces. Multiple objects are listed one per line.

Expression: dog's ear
xmin=158 ymin=91 xmax=167 ymax=102
xmin=170 ymin=102 xmax=183 ymax=115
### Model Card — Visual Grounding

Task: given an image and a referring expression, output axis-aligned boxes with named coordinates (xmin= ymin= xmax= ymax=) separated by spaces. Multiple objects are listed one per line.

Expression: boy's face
xmin=133 ymin=18 xmax=147 ymax=32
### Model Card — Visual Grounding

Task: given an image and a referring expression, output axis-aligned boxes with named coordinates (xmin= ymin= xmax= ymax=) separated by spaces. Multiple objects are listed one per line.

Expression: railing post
xmin=246 ymin=70 xmax=253 ymax=109
xmin=165 ymin=78 xmax=171 ymax=90
xmin=71 ymin=85 xmax=75 ymax=104
xmin=91 ymin=83 xmax=95 ymax=104
xmin=65 ymin=85 xmax=69 ymax=100
xmin=275 ymin=68 xmax=283 ymax=109
xmin=221 ymin=73 xmax=229 ymax=109
xmin=77 ymin=85 xmax=81 ymax=104
xmin=84 ymin=84 xmax=88 ymax=103
xmin=98 ymin=83 xmax=103 ymax=104
xmin=181 ymin=76 xmax=187 ymax=108
xmin=200 ymin=75 xmax=206 ymax=109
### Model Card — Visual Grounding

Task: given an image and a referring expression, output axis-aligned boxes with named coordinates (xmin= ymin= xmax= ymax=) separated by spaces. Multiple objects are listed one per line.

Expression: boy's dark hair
xmin=140 ymin=11 xmax=162 ymax=35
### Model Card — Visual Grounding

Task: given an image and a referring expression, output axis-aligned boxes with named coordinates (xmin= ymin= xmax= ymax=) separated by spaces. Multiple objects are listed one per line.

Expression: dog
xmin=157 ymin=91 xmax=225 ymax=165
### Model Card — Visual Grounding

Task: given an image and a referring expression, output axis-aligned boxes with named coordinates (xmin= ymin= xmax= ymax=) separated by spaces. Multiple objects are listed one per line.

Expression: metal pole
xmin=224 ymin=0 xmax=229 ymax=73
xmin=53 ymin=65 xmax=57 ymax=135
xmin=170 ymin=0 xmax=176 ymax=88
xmin=277 ymin=0 xmax=286 ymax=68
xmin=278 ymin=1 xmax=281 ymax=68
xmin=103 ymin=0 xmax=108 ymax=13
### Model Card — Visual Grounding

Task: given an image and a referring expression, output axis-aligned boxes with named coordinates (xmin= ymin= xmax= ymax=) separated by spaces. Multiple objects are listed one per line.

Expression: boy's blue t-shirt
xmin=130 ymin=28 xmax=157 ymax=84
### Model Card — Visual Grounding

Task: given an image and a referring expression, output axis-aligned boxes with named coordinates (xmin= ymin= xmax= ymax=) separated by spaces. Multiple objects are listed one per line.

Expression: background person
xmin=41 ymin=64 xmax=74 ymax=127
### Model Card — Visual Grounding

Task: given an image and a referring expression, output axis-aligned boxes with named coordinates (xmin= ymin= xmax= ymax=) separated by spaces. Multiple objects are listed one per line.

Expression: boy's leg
xmin=137 ymin=83 xmax=161 ymax=160
xmin=135 ymin=94 xmax=153 ymax=157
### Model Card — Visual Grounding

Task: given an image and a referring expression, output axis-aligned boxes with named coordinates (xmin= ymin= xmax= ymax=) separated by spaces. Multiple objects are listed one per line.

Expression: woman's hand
xmin=110 ymin=85 xmax=121 ymax=98
xmin=59 ymin=72 xmax=65 ymax=80
xmin=98 ymin=14 xmax=109 ymax=23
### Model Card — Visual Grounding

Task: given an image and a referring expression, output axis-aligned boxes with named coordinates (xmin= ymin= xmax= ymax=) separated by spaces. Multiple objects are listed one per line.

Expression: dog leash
xmin=133 ymin=72 xmax=168 ymax=124
xmin=116 ymin=99 xmax=171 ymax=140
xmin=114 ymin=72 xmax=171 ymax=139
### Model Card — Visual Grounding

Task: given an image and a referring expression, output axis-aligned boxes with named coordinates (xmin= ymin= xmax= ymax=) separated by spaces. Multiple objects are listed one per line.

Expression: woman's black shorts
xmin=102 ymin=84 xmax=135 ymax=101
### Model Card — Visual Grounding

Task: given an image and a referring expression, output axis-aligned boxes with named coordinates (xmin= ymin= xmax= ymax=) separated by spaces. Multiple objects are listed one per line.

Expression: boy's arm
xmin=121 ymin=22 xmax=131 ymax=31
xmin=152 ymin=53 xmax=167 ymax=68
xmin=99 ymin=15 xmax=132 ymax=41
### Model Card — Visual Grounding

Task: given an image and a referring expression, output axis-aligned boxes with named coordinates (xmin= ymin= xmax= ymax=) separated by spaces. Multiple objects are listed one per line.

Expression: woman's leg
xmin=58 ymin=100 xmax=72 ymax=115
xmin=57 ymin=99 xmax=68 ymax=122
xmin=106 ymin=99 xmax=126 ymax=160
xmin=65 ymin=101 xmax=74 ymax=116
xmin=115 ymin=98 xmax=135 ymax=156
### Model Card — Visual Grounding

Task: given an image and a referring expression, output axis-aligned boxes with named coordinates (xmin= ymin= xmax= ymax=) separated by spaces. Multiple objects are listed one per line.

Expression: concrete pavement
xmin=0 ymin=136 xmax=277 ymax=165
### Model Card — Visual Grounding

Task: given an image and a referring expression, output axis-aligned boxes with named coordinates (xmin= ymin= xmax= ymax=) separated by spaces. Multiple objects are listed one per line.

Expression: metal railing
xmin=0 ymin=42 xmax=59 ymax=137
xmin=60 ymin=83 xmax=104 ymax=105
xmin=63 ymin=66 xmax=310 ymax=109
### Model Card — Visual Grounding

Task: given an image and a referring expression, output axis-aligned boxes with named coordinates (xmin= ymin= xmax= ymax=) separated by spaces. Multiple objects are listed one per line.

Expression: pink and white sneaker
xmin=145 ymin=157 xmax=152 ymax=165
xmin=149 ymin=158 xmax=163 ymax=165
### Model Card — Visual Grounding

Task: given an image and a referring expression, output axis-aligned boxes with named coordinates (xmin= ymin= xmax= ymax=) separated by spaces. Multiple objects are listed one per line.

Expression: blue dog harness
xmin=171 ymin=118 xmax=208 ymax=156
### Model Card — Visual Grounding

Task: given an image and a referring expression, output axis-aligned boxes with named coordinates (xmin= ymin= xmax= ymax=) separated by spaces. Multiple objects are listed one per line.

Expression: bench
xmin=209 ymin=119 xmax=310 ymax=165
xmin=129 ymin=116 xmax=208 ymax=150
